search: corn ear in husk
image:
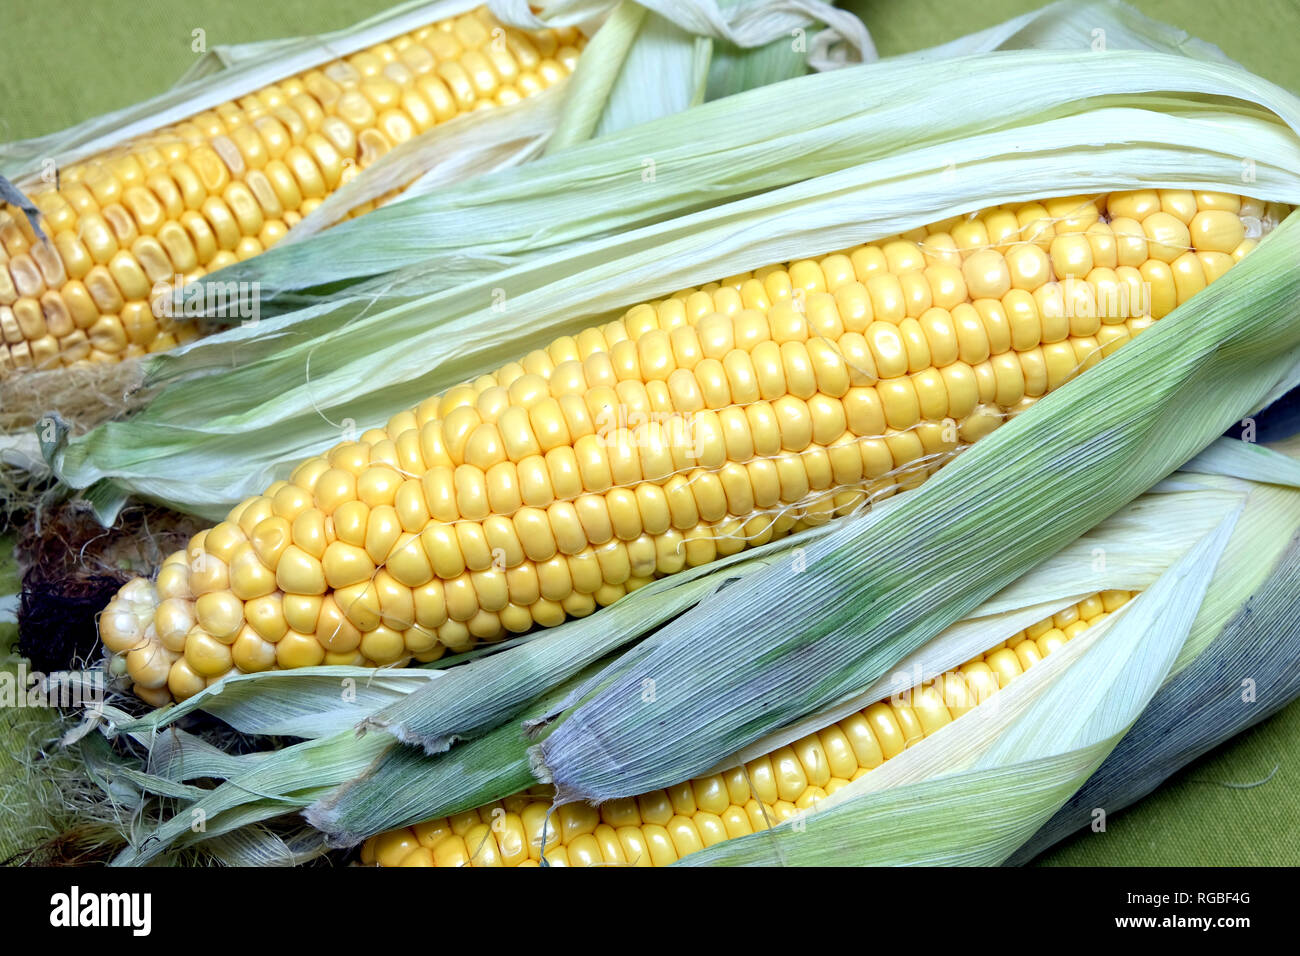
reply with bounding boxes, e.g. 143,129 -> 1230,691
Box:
82,449 -> 1293,863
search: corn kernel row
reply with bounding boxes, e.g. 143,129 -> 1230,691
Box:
97,190 -> 1286,705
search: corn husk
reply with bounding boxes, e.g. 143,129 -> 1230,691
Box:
677,449 -> 1300,864
98,659 -> 612,864
679,521 -> 1233,864
1016,556 -> 1300,864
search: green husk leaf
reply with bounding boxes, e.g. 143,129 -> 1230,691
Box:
1173,480 -> 1300,674
1183,435 -> 1300,488
287,86 -> 569,241
710,483 -> 1250,771
203,826 -> 329,867
704,29 -> 806,100
304,714 -> 543,846
543,1 -> 651,151
95,705 -> 271,783
1146,442 -> 1300,673
109,728 -> 392,865
109,666 -> 443,741
678,509 -> 1236,865
109,655 -> 606,864
593,11 -> 712,138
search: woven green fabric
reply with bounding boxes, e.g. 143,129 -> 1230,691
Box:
1038,703 -> 1300,866
0,0 -> 397,142
1,0 -> 1297,865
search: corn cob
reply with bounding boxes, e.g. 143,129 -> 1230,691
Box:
360,589 -> 1136,866
0,7 -> 584,373
97,190 -> 1287,707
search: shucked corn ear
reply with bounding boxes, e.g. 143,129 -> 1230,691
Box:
361,590 -> 1137,866
0,6 -> 584,373
97,189 -> 1287,706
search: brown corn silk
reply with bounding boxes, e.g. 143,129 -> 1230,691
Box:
0,6 -> 584,377
361,590 -> 1137,866
95,189 -> 1287,708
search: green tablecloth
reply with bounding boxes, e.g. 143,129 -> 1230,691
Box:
1,0 -> 1297,866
